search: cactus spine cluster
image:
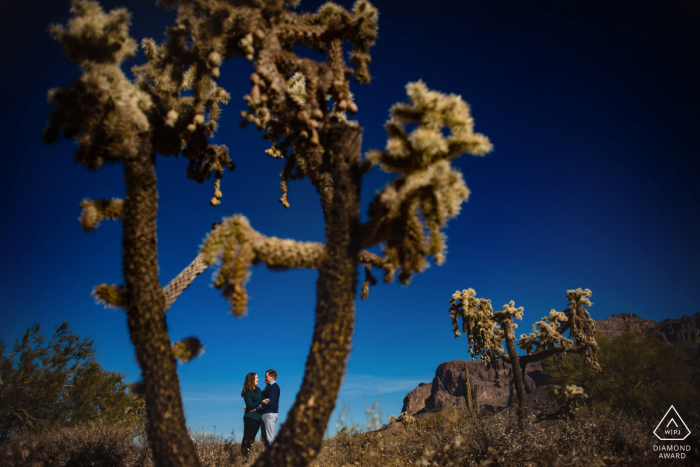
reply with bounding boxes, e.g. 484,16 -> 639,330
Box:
45,1 -> 492,465
449,288 -> 601,423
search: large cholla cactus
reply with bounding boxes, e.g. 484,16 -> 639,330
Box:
45,1 -> 492,466
449,288 -> 601,423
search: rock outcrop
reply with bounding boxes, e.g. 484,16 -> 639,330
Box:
401,312 -> 700,417
401,360 -> 549,416
596,312 -> 700,353
594,313 -> 658,341
401,382 -> 432,416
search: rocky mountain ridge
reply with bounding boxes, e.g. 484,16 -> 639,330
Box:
595,312 -> 700,351
401,312 -> 700,416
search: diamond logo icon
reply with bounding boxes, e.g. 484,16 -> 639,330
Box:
654,406 -> 691,441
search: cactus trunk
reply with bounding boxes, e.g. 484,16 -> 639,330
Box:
502,321 -> 527,424
254,123 -> 362,467
122,148 -> 200,467
464,361 -> 474,417
463,362 -> 480,417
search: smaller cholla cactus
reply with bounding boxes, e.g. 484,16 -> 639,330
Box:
389,411 -> 416,431
449,288 -> 601,424
537,385 -> 588,421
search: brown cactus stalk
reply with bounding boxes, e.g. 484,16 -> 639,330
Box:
257,124 -> 361,466
502,320 -> 527,424
464,361 -> 474,417
123,149 -> 201,466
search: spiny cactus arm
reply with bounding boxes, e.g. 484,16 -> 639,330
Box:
78,198 -> 124,231
92,252 -> 209,313
519,342 -> 597,368
45,0 -> 234,206
160,244 -> 388,311
158,239 -> 390,316
92,284 -> 127,309
518,309 -> 572,354
172,337 -> 204,363
131,15 -> 234,204
564,288 -> 597,345
93,254 -> 210,316
198,214 -> 325,316
43,2 -> 152,168
248,0 -> 377,213
517,289 -> 600,372
360,82 -> 492,284
357,250 -> 395,299
448,289 -> 510,369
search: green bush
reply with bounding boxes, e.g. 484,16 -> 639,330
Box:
0,322 -> 145,440
543,330 -> 699,416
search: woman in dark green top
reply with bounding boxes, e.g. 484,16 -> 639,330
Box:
241,372 -> 262,457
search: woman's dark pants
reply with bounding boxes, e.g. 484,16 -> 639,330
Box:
242,416 -> 261,457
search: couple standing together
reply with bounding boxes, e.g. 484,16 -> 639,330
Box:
241,369 -> 280,457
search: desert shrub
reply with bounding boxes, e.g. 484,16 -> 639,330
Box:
0,421 -> 149,467
544,330 -> 700,416
187,428 -> 239,467
0,322 -> 145,441
0,424 -> 258,467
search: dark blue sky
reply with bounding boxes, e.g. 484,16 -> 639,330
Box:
1,0 -> 699,438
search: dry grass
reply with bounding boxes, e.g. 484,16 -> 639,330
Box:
0,421 -> 149,467
1,409 -> 698,466
312,408 -> 700,467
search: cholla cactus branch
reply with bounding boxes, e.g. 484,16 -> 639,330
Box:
449,289 -> 506,371
158,233 -> 398,315
155,0 -> 377,216
518,288 -> 601,371
131,12 -> 235,202
79,198 -> 123,231
172,337 -> 205,363
162,254 -> 209,311
360,264 -> 377,300
44,2 -> 152,168
361,81 -> 492,284
92,283 -> 127,309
